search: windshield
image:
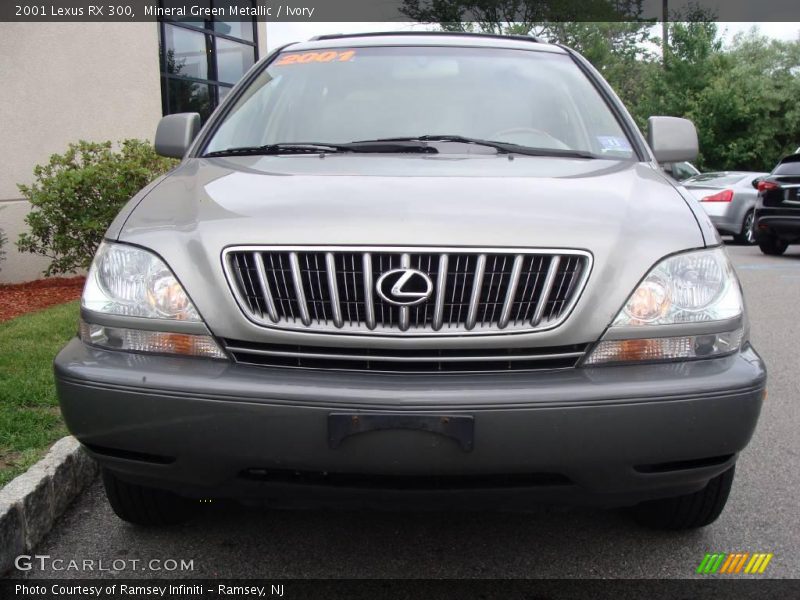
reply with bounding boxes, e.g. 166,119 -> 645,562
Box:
204,46 -> 635,159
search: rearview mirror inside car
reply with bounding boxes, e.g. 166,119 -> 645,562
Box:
155,113 -> 201,159
647,116 -> 699,163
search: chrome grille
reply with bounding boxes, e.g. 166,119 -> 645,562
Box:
223,247 -> 591,336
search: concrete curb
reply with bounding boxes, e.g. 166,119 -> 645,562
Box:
0,436 -> 98,574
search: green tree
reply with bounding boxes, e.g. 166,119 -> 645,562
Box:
691,32 -> 800,170
397,1 -> 800,172
534,21 -> 656,114
400,0 -> 648,33
639,21 -> 800,171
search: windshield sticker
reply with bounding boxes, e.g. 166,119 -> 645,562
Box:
274,50 -> 356,66
596,135 -> 632,152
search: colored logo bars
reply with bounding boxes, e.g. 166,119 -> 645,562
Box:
697,552 -> 774,575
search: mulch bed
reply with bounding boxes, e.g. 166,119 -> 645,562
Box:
0,276 -> 85,322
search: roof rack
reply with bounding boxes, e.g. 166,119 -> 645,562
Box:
308,31 -> 542,44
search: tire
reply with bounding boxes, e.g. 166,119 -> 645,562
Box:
758,236 -> 789,256
733,210 -> 757,245
632,465 -> 735,530
102,469 -> 196,526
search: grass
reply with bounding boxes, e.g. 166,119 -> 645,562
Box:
0,301 -> 79,486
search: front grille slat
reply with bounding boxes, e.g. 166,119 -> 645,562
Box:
270,253 -> 296,322
224,339 -> 589,373
531,256 -> 561,327
432,254 -> 448,331
289,252 -> 311,326
325,252 -> 343,328
252,253 -> 278,323
225,345 -> 586,363
499,254 -> 524,329
224,247 -> 590,336
399,253 -> 411,332
465,254 -> 487,330
362,253 -> 376,330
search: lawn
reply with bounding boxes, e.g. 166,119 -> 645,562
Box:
0,301 -> 79,486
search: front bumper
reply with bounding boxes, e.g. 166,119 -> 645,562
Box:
55,339 -> 766,508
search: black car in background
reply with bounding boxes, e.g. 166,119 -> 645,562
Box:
754,155 -> 800,255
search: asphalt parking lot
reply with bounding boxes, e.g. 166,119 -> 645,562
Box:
12,244 -> 800,580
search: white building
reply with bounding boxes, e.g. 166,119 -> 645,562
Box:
0,13 -> 267,283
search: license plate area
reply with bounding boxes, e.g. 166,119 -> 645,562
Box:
328,413 -> 474,452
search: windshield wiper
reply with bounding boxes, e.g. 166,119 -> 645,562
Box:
356,135 -> 598,159
203,143 -> 349,158
203,141 -> 438,158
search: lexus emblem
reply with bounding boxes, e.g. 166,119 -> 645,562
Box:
376,268 -> 433,306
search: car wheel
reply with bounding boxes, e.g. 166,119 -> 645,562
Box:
734,210 -> 756,245
632,465 -> 735,530
102,469 -> 196,526
758,236 -> 789,256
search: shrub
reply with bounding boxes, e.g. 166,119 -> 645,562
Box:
16,140 -> 176,276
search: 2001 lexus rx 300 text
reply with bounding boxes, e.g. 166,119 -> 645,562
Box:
55,33 -> 766,529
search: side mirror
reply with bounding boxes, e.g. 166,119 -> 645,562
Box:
155,113 -> 201,159
752,177 -> 763,190
647,116 -> 698,163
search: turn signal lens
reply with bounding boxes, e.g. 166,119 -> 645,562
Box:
79,320 -> 227,359
583,330 -> 743,366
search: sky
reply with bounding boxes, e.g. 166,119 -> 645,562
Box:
265,21 -> 800,51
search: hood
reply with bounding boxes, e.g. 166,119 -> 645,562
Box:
114,154 -> 705,348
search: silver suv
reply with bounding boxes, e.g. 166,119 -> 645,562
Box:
55,33 -> 765,529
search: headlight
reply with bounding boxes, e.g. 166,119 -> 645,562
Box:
81,242 -> 226,359
584,248 -> 744,366
83,242 -> 200,321
612,247 -> 742,326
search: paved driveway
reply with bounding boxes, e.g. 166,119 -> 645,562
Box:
13,244 -> 800,579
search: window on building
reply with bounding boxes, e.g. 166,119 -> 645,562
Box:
158,0 -> 258,122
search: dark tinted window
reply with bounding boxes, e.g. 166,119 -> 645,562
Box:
166,80 -> 213,122
214,19 -> 254,42
216,38 -> 254,84
773,157 -> 800,176
158,0 -> 258,123
163,25 -> 209,80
